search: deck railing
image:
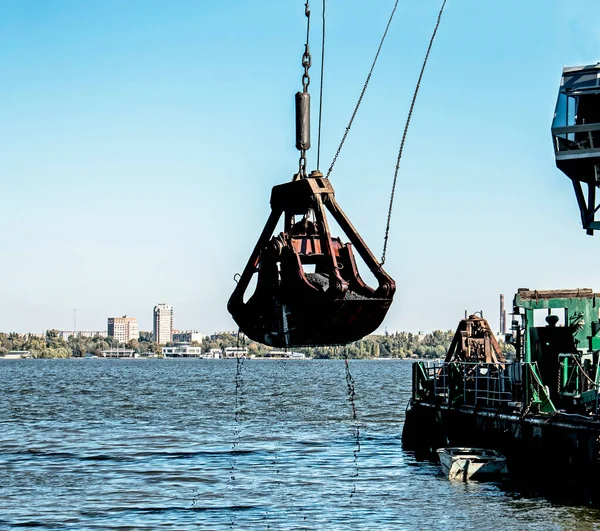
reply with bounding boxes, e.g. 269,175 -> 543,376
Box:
412,361 -> 556,414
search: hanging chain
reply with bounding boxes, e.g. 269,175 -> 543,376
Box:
299,1 -> 312,177
302,1 -> 311,93
381,0 -> 447,265
326,0 -> 399,180
298,154 -> 307,177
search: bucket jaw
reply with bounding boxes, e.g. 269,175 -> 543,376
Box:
228,175 -> 396,348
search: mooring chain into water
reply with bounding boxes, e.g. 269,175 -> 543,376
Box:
344,350 -> 361,498
228,332 -> 246,528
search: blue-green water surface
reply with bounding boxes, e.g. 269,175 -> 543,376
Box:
1,359 -> 599,530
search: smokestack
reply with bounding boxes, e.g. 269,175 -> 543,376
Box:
500,294 -> 506,335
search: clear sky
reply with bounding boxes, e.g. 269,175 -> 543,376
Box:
2,0 -> 600,335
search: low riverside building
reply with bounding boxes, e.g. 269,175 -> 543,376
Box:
1,351 -> 32,359
162,345 -> 203,358
59,330 -> 108,341
207,348 -> 222,359
100,348 -> 136,358
223,347 -> 248,358
266,351 -> 307,359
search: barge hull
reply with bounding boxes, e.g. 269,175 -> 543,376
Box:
403,401 -> 600,501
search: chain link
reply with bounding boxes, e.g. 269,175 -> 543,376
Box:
298,154 -> 307,177
302,1 -> 312,93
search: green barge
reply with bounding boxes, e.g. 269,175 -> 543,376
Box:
402,288 -> 600,502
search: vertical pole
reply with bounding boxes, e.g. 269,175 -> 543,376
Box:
500,294 -> 505,335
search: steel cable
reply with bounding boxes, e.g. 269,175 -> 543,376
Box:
325,0 -> 400,179
381,0 -> 447,264
317,0 -> 326,170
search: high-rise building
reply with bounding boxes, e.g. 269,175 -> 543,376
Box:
107,316 -> 139,343
153,303 -> 173,345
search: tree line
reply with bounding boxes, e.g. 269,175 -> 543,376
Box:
204,330 -> 457,359
1,329 -> 512,359
0,330 -> 161,358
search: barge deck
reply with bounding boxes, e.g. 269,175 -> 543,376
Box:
402,288 -> 600,503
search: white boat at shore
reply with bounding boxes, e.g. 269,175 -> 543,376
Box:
437,447 -> 508,482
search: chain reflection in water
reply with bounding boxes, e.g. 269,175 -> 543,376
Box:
344,349 -> 361,499
229,351 -> 246,528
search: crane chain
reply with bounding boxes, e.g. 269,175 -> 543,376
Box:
298,1 -> 312,177
302,1 -> 312,93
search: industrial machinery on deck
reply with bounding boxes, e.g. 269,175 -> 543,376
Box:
403,288 -> 600,500
444,314 -> 505,365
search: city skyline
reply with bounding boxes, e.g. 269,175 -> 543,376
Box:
5,302 -> 210,341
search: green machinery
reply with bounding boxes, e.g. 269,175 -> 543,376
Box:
410,288 -> 600,417
510,288 -> 600,412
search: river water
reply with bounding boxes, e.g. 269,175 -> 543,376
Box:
1,359 -> 599,530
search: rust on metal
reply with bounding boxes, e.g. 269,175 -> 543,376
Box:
445,314 -> 505,364
516,288 -> 596,301
228,175 -> 396,348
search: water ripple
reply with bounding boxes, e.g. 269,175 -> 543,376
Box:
0,359 -> 595,529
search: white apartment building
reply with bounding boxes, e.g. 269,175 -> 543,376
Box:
107,316 -> 139,343
153,303 -> 173,345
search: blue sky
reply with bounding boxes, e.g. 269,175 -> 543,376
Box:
2,0 -> 600,335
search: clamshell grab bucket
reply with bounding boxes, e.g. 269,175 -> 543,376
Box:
228,175 -> 396,348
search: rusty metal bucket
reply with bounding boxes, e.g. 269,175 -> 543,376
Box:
228,175 -> 395,348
